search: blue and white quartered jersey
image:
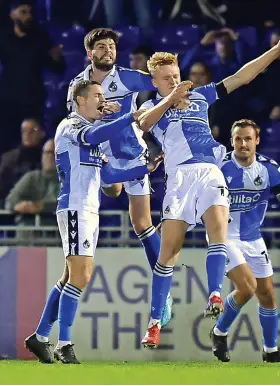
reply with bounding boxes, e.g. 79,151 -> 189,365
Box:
55,111 -> 148,213
55,112 -> 104,214
141,82 -> 226,171
222,151 -> 280,241
67,64 -> 155,169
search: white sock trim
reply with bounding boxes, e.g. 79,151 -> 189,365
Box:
214,326 -> 228,336
57,340 -> 71,348
264,345 -> 278,353
36,333 -> 49,343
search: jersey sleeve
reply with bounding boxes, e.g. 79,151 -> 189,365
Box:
193,82 -> 218,106
266,160 -> 280,194
118,68 -> 156,92
61,119 -> 87,144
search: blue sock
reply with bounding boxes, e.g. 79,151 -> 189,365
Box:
206,243 -> 227,295
151,261 -> 173,320
258,306 -> 278,351
58,283 -> 82,342
36,281 -> 63,338
137,226 -> 160,270
216,292 -> 242,333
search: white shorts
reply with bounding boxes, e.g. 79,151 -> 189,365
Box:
57,210 -> 99,258
162,163 -> 229,231
226,238 -> 273,278
123,174 -> 151,196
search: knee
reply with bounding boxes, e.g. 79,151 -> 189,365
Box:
207,221 -> 227,244
238,277 -> 257,303
130,214 -> 152,234
69,270 -> 92,290
102,183 -> 122,198
258,288 -> 276,309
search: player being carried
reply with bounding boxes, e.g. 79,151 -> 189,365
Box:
67,28 -> 173,327
136,36 -> 280,348
211,119 -> 280,363
24,79 -> 189,364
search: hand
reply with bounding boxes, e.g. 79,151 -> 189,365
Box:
147,152 -> 164,173
14,200 -> 43,214
220,28 -> 239,41
133,108 -> 147,121
102,101 -> 121,115
50,44 -> 63,61
201,30 -> 218,46
166,81 -> 193,106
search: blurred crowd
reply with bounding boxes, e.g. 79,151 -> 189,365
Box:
0,0 -> 279,219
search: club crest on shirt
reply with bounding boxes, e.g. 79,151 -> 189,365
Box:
108,81 -> 117,92
254,175 -> 263,186
68,118 -> 83,130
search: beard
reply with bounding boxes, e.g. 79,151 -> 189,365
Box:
93,56 -> 115,72
15,19 -> 32,32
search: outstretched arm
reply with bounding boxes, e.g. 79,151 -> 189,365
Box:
222,40 -> 280,93
79,113 -> 135,146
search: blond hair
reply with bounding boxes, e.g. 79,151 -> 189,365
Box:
147,52 -> 178,76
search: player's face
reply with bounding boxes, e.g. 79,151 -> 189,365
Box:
84,84 -> 106,120
152,65 -> 181,97
88,38 -> 116,72
231,126 -> 260,161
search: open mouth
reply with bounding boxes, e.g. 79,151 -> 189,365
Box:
97,104 -> 105,112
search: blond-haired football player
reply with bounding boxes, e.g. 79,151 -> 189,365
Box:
136,39 -> 280,347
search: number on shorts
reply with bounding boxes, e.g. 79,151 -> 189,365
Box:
261,251 -> 269,264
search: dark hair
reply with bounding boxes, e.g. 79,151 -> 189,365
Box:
84,28 -> 119,51
190,61 -> 212,77
231,119 -> 261,138
72,80 -> 101,105
10,1 -> 33,9
22,117 -> 42,129
131,44 -> 155,58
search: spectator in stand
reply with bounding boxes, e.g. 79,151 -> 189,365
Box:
102,0 -> 153,40
0,1 -> 65,154
180,28 -> 247,82
5,139 -> 59,225
0,118 -> 45,208
188,61 -> 212,88
129,45 -> 156,107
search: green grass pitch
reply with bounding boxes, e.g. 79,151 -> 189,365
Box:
1,361 -> 280,384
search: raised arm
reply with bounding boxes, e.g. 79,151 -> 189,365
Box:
137,81 -> 193,132
222,40 -> 280,94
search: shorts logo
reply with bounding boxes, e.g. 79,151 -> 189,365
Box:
226,176 -> 232,184
70,243 -> 77,255
164,205 -> 170,214
108,81 -> 117,92
83,239 -> 90,249
254,175 -> 263,186
225,257 -> 230,265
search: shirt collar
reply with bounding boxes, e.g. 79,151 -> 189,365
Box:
232,151 -> 256,169
84,64 -> 117,80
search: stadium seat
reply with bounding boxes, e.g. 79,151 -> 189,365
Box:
152,25 -> 201,51
45,24 -> 86,52
113,26 -> 140,51
236,27 -> 258,51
